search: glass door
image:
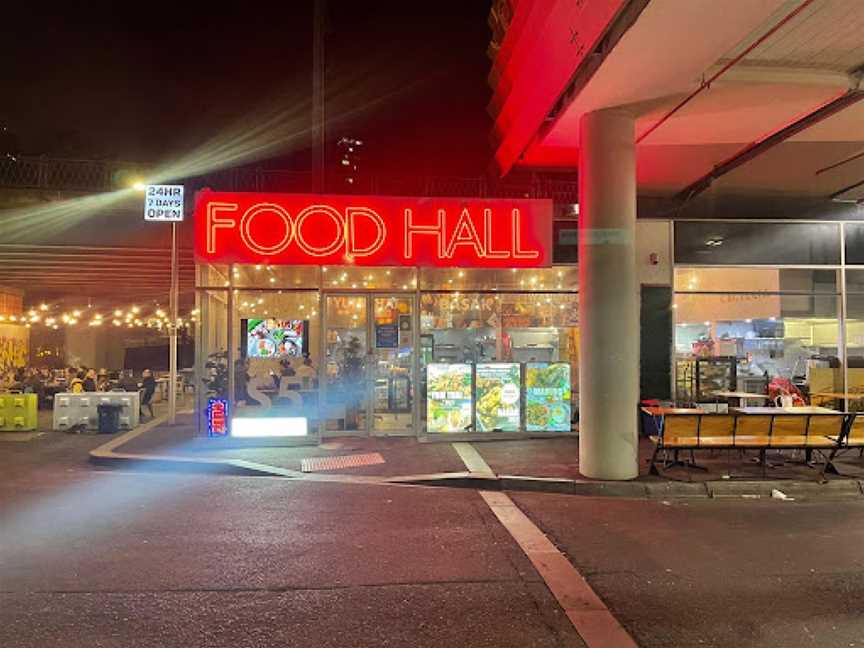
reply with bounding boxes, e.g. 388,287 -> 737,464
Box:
323,295 -> 369,433
323,293 -> 416,435
371,295 -> 415,434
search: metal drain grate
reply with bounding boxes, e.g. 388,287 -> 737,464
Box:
301,452 -> 386,472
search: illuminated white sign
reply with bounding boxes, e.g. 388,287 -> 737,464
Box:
231,416 -> 308,437
144,184 -> 184,222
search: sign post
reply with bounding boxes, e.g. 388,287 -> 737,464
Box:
144,184 -> 185,424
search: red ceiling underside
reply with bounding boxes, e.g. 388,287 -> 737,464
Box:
489,0 -> 628,177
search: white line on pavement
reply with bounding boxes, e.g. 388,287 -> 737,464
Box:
480,490 -> 638,648
452,442 -> 494,475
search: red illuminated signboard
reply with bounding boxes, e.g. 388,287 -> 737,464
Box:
194,191 -> 553,268
207,398 -> 229,437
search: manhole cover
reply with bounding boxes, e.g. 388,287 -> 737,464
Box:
301,452 -> 386,472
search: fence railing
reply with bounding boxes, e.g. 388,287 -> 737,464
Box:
0,155 -> 579,203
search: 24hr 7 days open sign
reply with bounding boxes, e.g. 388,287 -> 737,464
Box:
194,191 -> 553,268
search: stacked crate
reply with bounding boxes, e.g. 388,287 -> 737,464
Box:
53,392 -> 140,431
0,394 -> 38,431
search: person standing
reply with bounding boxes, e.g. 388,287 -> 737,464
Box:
140,369 -> 156,419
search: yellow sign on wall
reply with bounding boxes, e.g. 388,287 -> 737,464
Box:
0,324 -> 29,373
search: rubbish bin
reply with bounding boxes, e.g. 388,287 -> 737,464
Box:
97,403 -> 123,434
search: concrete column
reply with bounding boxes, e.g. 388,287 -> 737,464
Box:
578,109 -> 639,480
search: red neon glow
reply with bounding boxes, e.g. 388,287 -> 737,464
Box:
194,191 -> 553,268
490,0 -> 627,176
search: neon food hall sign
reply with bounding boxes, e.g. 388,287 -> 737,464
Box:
194,191 -> 553,268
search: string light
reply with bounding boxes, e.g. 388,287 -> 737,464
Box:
9,300 -> 197,331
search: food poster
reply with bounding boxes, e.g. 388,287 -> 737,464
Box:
475,363 -> 521,432
426,363 -> 473,433
525,363 -> 572,431
420,294 -> 498,329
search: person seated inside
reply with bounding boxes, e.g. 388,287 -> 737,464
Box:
69,372 -> 85,393
0,370 -> 17,391
83,369 -> 98,392
295,355 -> 317,388
96,368 -> 111,391
279,357 -> 296,378
23,369 -> 46,408
118,371 -> 140,392
140,369 -> 156,419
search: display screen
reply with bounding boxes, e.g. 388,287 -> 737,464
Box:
525,363 -> 571,432
426,363 -> 473,433
475,363 -> 521,432
244,319 -> 308,358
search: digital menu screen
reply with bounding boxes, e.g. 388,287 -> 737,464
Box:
525,363 -> 571,432
244,319 -> 307,358
475,363 -> 521,432
426,364 -> 473,433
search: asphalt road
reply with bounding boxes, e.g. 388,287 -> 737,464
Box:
3,432 -> 864,647
0,439 -> 583,648
513,492 -> 864,648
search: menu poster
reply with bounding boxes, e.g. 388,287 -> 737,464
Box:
375,323 -> 398,349
426,363 -> 473,433
525,363 -> 572,432
475,363 -> 521,432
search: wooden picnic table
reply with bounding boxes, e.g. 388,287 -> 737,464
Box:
732,406 -> 840,415
641,407 -> 705,416
711,390 -> 768,400
811,392 -> 864,405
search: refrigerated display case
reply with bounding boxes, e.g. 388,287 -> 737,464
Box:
695,356 -> 737,401
375,374 -> 411,413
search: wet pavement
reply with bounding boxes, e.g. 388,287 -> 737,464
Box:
0,469 -> 583,648
511,492 -> 864,647
4,418 -> 864,646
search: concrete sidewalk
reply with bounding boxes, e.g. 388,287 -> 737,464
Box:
88,414 -> 864,500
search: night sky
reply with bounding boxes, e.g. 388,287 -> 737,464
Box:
1,1 -> 493,177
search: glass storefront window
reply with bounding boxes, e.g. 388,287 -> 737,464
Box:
419,291 -> 578,433
847,269 -> 864,294
675,268 -> 838,293
846,272 -> 864,408
231,289 -> 321,431
324,295 -> 368,432
553,221 -> 579,263
420,267 -> 577,291
675,222 -> 841,265
232,264 -> 320,289
846,224 -> 864,265
197,264 -> 230,288
196,288 -> 229,433
674,293 -> 840,403
321,266 -> 417,290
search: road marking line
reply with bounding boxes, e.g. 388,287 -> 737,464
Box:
91,407 -> 194,456
452,442 -> 494,475
480,490 -> 638,648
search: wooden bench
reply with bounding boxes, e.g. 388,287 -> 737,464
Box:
647,412 -> 850,478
